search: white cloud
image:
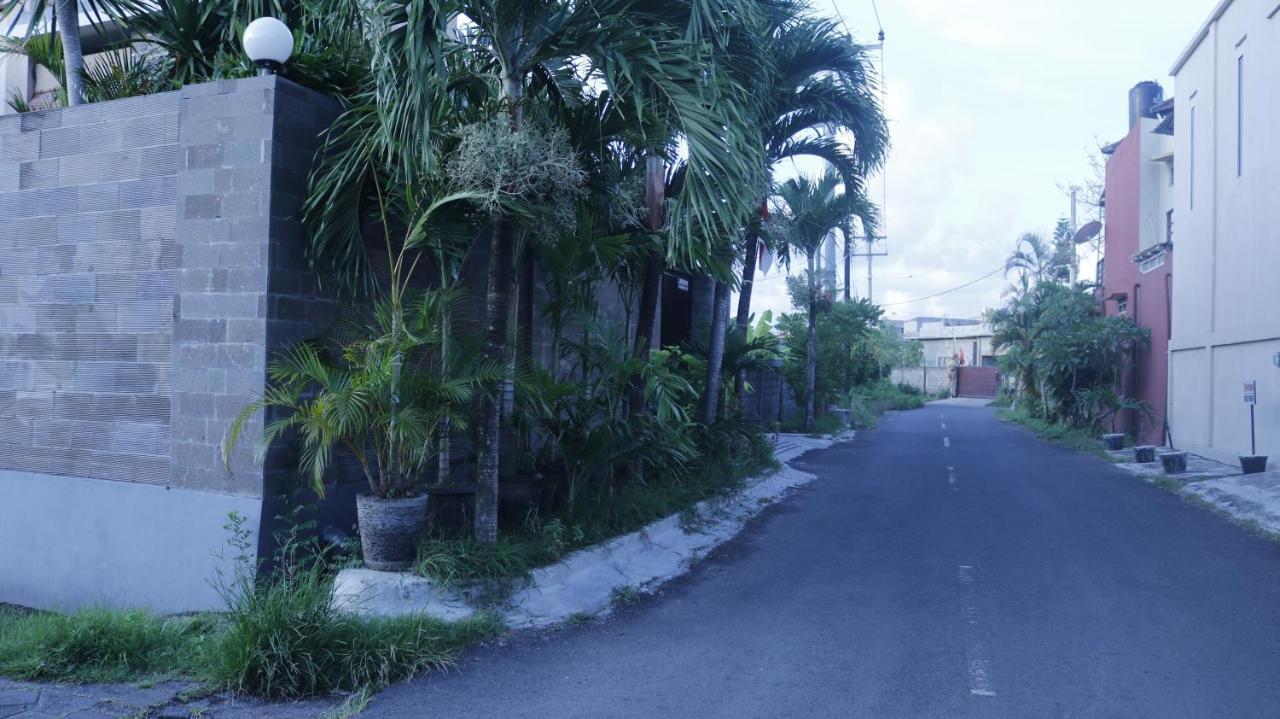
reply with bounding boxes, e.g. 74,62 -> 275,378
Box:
738,0 -> 1208,326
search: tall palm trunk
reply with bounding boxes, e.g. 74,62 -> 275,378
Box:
475,73 -> 523,544
732,226 -> 759,406
699,280 -> 729,424
629,153 -> 665,420
55,0 -> 84,106
804,254 -> 817,431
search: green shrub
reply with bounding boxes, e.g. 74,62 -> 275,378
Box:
206,565 -> 498,698
0,606 -> 211,683
415,532 -> 563,588
997,407 -> 1116,460
846,397 -> 879,429
414,417 -> 777,586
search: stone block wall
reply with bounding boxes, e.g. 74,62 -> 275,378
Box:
0,77 -> 341,612
1,92 -> 182,485
890,366 -> 952,396
0,76 -> 338,498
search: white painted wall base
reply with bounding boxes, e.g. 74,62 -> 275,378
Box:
0,470 -> 261,614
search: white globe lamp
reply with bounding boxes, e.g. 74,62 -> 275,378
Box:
243,17 -> 294,76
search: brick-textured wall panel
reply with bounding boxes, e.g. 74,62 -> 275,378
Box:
0,89 -> 179,487
169,76 -> 340,497
1,77 -> 339,497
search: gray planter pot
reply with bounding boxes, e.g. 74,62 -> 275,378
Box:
357,493 -> 430,571
1240,455 -> 1269,475
1134,446 -> 1156,464
1102,433 -> 1126,452
1161,451 -> 1188,475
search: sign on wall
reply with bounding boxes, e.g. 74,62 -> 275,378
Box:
1244,381 -> 1257,405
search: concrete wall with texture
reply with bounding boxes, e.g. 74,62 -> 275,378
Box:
0,76 -> 340,612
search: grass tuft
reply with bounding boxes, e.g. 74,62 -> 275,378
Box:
206,566 -> 499,699
0,606 -> 211,684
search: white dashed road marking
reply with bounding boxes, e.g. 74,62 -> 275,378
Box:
947,466 -> 957,490
958,565 -> 997,697
943,437 -> 951,448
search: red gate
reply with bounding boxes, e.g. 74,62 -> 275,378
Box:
955,366 -> 999,398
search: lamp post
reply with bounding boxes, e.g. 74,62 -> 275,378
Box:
242,17 -> 294,76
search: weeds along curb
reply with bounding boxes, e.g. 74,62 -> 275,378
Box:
332,433 -> 847,628
1141,475 -> 1280,544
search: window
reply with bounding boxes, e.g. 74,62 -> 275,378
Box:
1140,252 -> 1167,274
1189,106 -> 1196,209
937,356 -> 949,368
1117,298 -> 1128,316
1166,209 -> 1174,243
1237,55 -> 1244,176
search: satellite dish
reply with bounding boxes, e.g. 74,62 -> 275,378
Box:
1073,220 -> 1102,245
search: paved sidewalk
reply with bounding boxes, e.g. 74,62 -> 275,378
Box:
1110,450 -> 1280,535
0,677 -> 193,718
0,677 -> 336,718
1185,471 -> 1280,534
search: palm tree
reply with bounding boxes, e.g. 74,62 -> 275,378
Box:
304,0 -> 768,542
1,0 -> 92,106
1004,231 -> 1070,296
731,16 -> 889,403
621,0 -> 771,428
775,168 -> 871,430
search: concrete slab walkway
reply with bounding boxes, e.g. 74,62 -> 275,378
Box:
1110,449 -> 1280,535
0,677 -> 336,718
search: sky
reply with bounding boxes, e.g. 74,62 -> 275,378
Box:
744,0 -> 1212,324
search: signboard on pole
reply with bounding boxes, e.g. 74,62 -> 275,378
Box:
1244,381 -> 1257,405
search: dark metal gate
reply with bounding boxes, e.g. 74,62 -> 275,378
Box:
955,366 -> 999,398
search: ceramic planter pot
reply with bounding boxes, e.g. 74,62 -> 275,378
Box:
1240,455 -> 1269,475
357,493 -> 429,571
1161,451 -> 1188,475
1102,433 -> 1126,452
1134,446 -> 1156,463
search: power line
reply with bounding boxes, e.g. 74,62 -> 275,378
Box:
878,265 -> 1006,307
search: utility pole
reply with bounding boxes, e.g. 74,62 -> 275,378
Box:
1068,186 -> 1078,287
849,233 -> 886,304
867,253 -> 874,303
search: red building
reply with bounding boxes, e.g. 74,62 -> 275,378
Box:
1099,82 -> 1175,446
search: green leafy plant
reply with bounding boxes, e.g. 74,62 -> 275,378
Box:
521,319 -> 699,514
989,280 -> 1148,426
225,193 -> 499,498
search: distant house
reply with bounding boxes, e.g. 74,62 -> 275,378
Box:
1098,81 -> 1175,446
1166,0 -> 1279,465
903,317 -> 997,369
0,11 -> 125,114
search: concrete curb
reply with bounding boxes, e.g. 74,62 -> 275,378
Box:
332,433 -> 845,627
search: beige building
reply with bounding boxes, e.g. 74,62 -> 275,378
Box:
1166,0 -> 1280,464
903,317 -> 998,369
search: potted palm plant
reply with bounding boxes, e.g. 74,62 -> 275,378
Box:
1076,387 -> 1151,454
226,194 -> 499,570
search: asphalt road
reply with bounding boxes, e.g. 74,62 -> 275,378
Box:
363,402 -> 1280,718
